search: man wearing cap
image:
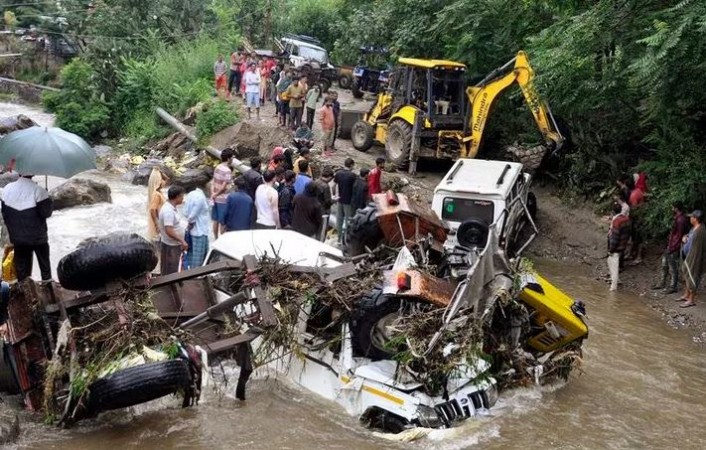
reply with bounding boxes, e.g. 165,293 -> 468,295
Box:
1,174 -> 53,280
680,210 -> 706,307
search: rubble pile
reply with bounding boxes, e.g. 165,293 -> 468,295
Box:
41,286 -> 191,425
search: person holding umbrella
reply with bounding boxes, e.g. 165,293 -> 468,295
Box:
1,174 -> 53,281
0,126 -> 97,281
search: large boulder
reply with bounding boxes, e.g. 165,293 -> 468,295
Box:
50,178 -> 112,210
0,172 -> 19,188
0,409 -> 19,445
173,167 -> 214,191
0,114 -> 37,136
103,157 -> 131,175
93,145 -> 113,159
209,122 -> 262,160
126,159 -> 176,186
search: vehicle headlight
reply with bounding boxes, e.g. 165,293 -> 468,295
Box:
485,383 -> 499,407
416,404 -> 443,428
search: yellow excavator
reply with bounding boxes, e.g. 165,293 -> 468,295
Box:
350,51 -> 564,172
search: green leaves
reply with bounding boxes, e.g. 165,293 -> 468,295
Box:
196,100 -> 239,141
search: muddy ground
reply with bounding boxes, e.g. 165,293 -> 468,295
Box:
222,88 -> 706,338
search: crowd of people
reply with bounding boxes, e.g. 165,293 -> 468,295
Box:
606,173 -> 706,307
146,147 -> 385,276
216,51 -> 341,156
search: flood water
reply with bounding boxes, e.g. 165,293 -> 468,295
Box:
3,103 -> 706,449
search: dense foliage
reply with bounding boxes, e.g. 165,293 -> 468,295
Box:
5,0 -> 704,236
196,99 -> 239,141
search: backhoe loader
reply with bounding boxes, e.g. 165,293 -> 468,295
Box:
350,51 -> 564,172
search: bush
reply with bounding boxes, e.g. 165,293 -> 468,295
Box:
196,100 -> 238,141
43,59 -> 110,139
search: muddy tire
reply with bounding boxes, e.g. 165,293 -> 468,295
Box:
85,360 -> 191,415
338,74 -> 352,90
351,121 -> 375,152
57,233 -> 158,291
344,204 -> 383,256
527,192 -> 537,222
0,343 -> 19,395
351,80 -> 364,99
385,121 -> 413,171
352,289 -> 431,361
318,78 -> 331,94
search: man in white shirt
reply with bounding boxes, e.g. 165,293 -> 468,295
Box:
244,62 -> 262,120
183,186 -> 210,269
158,185 -> 188,275
254,170 -> 280,229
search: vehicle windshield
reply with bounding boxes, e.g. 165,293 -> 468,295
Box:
430,69 -> 465,116
299,45 -> 328,63
441,197 -> 495,225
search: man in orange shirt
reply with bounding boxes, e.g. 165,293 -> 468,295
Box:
318,98 -> 335,156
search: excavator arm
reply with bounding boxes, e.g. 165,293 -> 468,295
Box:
463,51 -> 564,159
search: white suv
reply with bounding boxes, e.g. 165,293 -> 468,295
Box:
432,159 -> 538,255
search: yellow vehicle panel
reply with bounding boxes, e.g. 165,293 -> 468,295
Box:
519,273 -> 588,352
374,123 -> 388,143
398,58 -> 466,70
389,106 -> 432,128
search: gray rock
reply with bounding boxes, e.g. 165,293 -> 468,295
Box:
173,167 -> 214,191
131,159 -> 176,186
0,409 -> 19,444
0,172 -> 19,188
93,145 -> 113,158
104,158 -> 130,174
0,114 -> 37,136
50,178 -> 112,210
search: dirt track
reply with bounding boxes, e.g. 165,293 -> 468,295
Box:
229,89 -> 706,338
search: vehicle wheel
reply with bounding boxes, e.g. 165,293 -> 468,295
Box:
527,191 -> 538,222
0,342 -> 19,394
385,120 -> 413,171
352,289 -> 431,361
338,73 -> 352,90
318,78 -> 331,93
457,219 -> 490,249
85,360 -> 191,415
351,121 -> 375,152
344,203 -> 383,256
351,80 -> 364,99
57,233 -> 158,291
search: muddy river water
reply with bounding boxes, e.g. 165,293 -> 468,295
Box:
2,103 -> 706,449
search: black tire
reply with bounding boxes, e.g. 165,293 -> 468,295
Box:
58,233 -> 158,291
352,289 -> 431,361
338,74 -> 352,90
527,191 -> 538,222
351,121 -> 374,152
457,219 -> 490,249
344,204 -> 383,256
351,80 -> 364,99
0,342 -> 20,394
318,78 -> 331,94
385,120 -> 413,171
85,360 -> 191,415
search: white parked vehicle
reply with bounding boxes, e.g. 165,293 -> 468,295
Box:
432,158 -> 538,255
204,230 -> 498,432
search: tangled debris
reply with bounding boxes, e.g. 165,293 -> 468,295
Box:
41,286 -> 191,425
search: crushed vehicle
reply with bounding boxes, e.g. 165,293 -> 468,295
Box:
351,51 -> 564,173
346,158 -> 537,258
278,34 -> 337,92
0,208 -> 586,434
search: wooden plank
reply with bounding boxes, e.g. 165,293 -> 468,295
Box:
45,260 -> 243,314
323,263 -> 358,282
204,331 -> 260,355
242,255 -> 277,327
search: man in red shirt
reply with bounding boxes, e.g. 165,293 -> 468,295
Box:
368,157 -> 385,198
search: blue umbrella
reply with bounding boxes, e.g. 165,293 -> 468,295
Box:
0,126 -> 96,178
